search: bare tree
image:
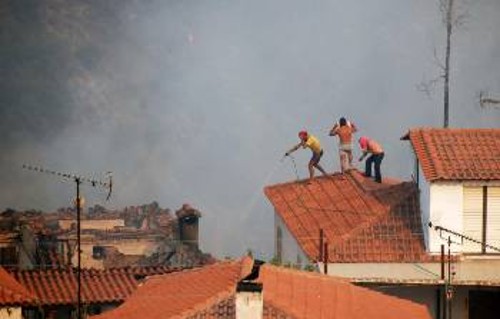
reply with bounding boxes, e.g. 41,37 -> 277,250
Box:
417,0 -> 469,128
442,0 -> 453,128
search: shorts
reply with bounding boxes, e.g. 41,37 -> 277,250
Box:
310,149 -> 324,164
339,144 -> 352,152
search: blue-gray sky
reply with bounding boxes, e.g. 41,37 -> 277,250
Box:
1,0 -> 499,259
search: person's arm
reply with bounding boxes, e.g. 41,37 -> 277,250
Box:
285,142 -> 302,156
329,123 -> 339,136
358,150 -> 368,161
351,122 -> 358,133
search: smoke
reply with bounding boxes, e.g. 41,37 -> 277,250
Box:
1,0 -> 499,258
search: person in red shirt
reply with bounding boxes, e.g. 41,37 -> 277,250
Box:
358,136 -> 384,183
329,117 -> 357,173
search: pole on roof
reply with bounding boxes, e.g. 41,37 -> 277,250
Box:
318,229 -> 324,261
323,242 -> 328,275
76,178 -> 82,319
443,236 -> 455,319
440,245 -> 445,280
21,165 -> 112,319
440,244 -> 445,319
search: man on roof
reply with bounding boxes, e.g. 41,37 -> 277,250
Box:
329,117 -> 357,173
358,136 -> 384,183
285,130 -> 329,183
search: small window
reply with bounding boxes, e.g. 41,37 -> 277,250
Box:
0,246 -> 18,267
92,246 -> 105,259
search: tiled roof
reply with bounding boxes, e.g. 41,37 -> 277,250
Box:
258,264 -> 431,319
402,128 -> 500,181
9,268 -> 138,305
264,171 -> 437,263
91,259 -> 431,319
0,266 -> 36,306
107,265 -> 185,280
91,257 -> 254,319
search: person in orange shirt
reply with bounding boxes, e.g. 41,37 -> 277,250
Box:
285,131 -> 328,183
329,117 -> 357,173
358,136 -> 384,183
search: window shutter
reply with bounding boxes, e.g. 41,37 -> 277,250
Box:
463,187 -> 483,253
486,187 -> 500,253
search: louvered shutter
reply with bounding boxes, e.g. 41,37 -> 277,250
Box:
486,187 -> 500,253
463,187 -> 483,253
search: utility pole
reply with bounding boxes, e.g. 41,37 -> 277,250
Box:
22,165 -> 112,319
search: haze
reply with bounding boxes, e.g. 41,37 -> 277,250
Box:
1,0 -> 499,259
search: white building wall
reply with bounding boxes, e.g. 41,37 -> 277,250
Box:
429,183 -> 464,253
419,169 -> 431,250
274,212 -> 309,267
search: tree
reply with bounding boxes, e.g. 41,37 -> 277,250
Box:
417,0 -> 468,128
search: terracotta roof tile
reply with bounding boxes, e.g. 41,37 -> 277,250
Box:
259,264 -> 431,319
90,258 -> 431,319
265,171 -> 438,263
9,268 -> 138,305
403,128 -> 500,181
0,266 -> 36,306
91,257 -> 254,319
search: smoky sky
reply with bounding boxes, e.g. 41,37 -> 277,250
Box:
1,0 -> 499,259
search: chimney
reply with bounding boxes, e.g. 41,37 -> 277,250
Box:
236,281 -> 263,319
175,204 -> 202,249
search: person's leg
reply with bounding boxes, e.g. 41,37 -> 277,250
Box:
339,150 -> 347,173
311,150 -> 328,180
374,153 -> 384,183
365,154 -> 374,177
347,150 -> 353,168
314,162 -> 328,176
308,161 -> 315,181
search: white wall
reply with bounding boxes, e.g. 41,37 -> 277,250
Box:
419,169 -> 431,250
236,291 -> 263,319
274,212 -> 309,266
326,259 -> 500,281
428,183 -> 464,253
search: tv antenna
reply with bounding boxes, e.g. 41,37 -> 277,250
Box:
22,164 -> 112,319
479,91 -> 500,110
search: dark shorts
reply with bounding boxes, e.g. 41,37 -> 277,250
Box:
310,149 -> 323,164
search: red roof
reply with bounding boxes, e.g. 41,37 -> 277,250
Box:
91,259 -> 431,319
258,264 -> 430,319
0,266 -> 36,306
264,171 -> 437,263
9,268 -> 138,305
403,128 -> 500,181
92,257 -> 254,319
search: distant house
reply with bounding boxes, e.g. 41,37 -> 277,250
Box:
90,257 -> 431,319
0,203 -> 209,270
0,266 -> 35,319
264,127 -> 500,319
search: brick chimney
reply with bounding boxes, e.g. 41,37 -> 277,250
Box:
175,204 -> 201,249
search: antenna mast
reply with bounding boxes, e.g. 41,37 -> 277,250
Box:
22,164 -> 112,319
